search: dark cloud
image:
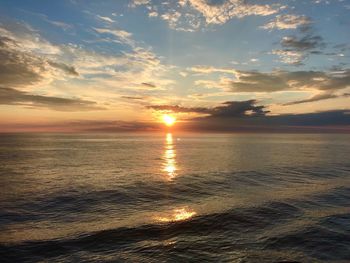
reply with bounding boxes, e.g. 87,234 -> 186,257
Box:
147,100 -> 269,117
141,82 -> 156,88
0,35 -> 78,88
0,37 -> 46,86
281,34 -> 325,52
264,110 -> 350,127
209,100 -> 269,117
121,96 -> 144,100
178,110 -> 350,133
227,69 -> 350,92
0,86 -> 104,111
274,24 -> 326,65
333,43 -> 350,53
147,100 -> 350,132
284,92 -> 350,105
48,61 -> 79,76
147,104 -> 210,114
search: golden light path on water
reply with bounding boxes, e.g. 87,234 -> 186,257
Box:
155,208 -> 197,223
163,133 -> 177,180
156,133 -> 197,223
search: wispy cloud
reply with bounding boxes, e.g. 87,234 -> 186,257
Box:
0,87 -> 104,111
0,33 -> 78,88
271,50 -> 305,65
93,27 -> 134,47
191,67 -> 350,93
0,0 -> 349,130
96,15 -> 116,23
261,14 -> 311,30
189,65 -> 237,74
281,35 -> 325,52
130,0 -> 151,7
0,22 -> 61,55
20,10 -> 73,30
186,0 -> 279,24
130,0 -> 282,31
283,91 -> 350,105
0,20 -> 176,113
48,61 -> 79,76
229,69 -> 350,92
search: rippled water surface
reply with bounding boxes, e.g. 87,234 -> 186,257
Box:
1,133 -> 350,262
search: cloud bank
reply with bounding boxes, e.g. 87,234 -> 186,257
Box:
0,87 -> 104,111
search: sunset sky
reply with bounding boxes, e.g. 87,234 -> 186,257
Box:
1,0 -> 349,132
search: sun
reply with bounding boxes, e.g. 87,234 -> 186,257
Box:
162,114 -> 176,127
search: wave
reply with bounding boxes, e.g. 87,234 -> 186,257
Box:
2,165 -> 349,227
2,187 -> 350,262
0,200 -> 316,262
263,213 -> 350,261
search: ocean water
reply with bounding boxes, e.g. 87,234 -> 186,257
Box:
0,133 -> 350,262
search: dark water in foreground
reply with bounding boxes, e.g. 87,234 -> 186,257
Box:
0,133 -> 350,262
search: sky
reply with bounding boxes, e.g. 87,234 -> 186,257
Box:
0,0 -> 349,132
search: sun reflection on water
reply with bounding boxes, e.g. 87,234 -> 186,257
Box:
155,207 -> 196,223
163,133 -> 177,180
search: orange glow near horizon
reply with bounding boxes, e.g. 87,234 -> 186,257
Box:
162,114 -> 176,127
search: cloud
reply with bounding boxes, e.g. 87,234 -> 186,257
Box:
271,50 -> 305,65
281,35 -> 325,51
0,22 -> 61,55
0,25 -> 78,88
141,82 -> 157,88
79,47 -> 175,92
0,37 -> 46,87
22,10 -> 73,30
147,104 -> 210,114
147,99 -> 269,117
47,61 -> 79,76
186,0 -> 279,24
273,27 -> 325,65
93,27 -> 134,47
121,96 -> 145,100
227,69 -> 350,92
264,110 -> 350,127
96,15 -> 116,23
161,11 -> 182,29
261,14 -> 311,30
130,0 -> 281,31
48,20 -> 72,30
190,65 -> 236,74
187,65 -> 350,93
180,110 -> 350,133
130,0 -> 150,7
5,109 -> 349,133
208,100 -> 269,117
0,87 -> 104,111
0,20 -> 175,96
147,99 -> 350,132
148,11 -> 159,17
283,92 -> 350,105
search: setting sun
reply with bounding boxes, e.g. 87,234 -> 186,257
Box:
162,114 -> 176,127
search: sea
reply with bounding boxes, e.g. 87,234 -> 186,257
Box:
0,133 -> 350,262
